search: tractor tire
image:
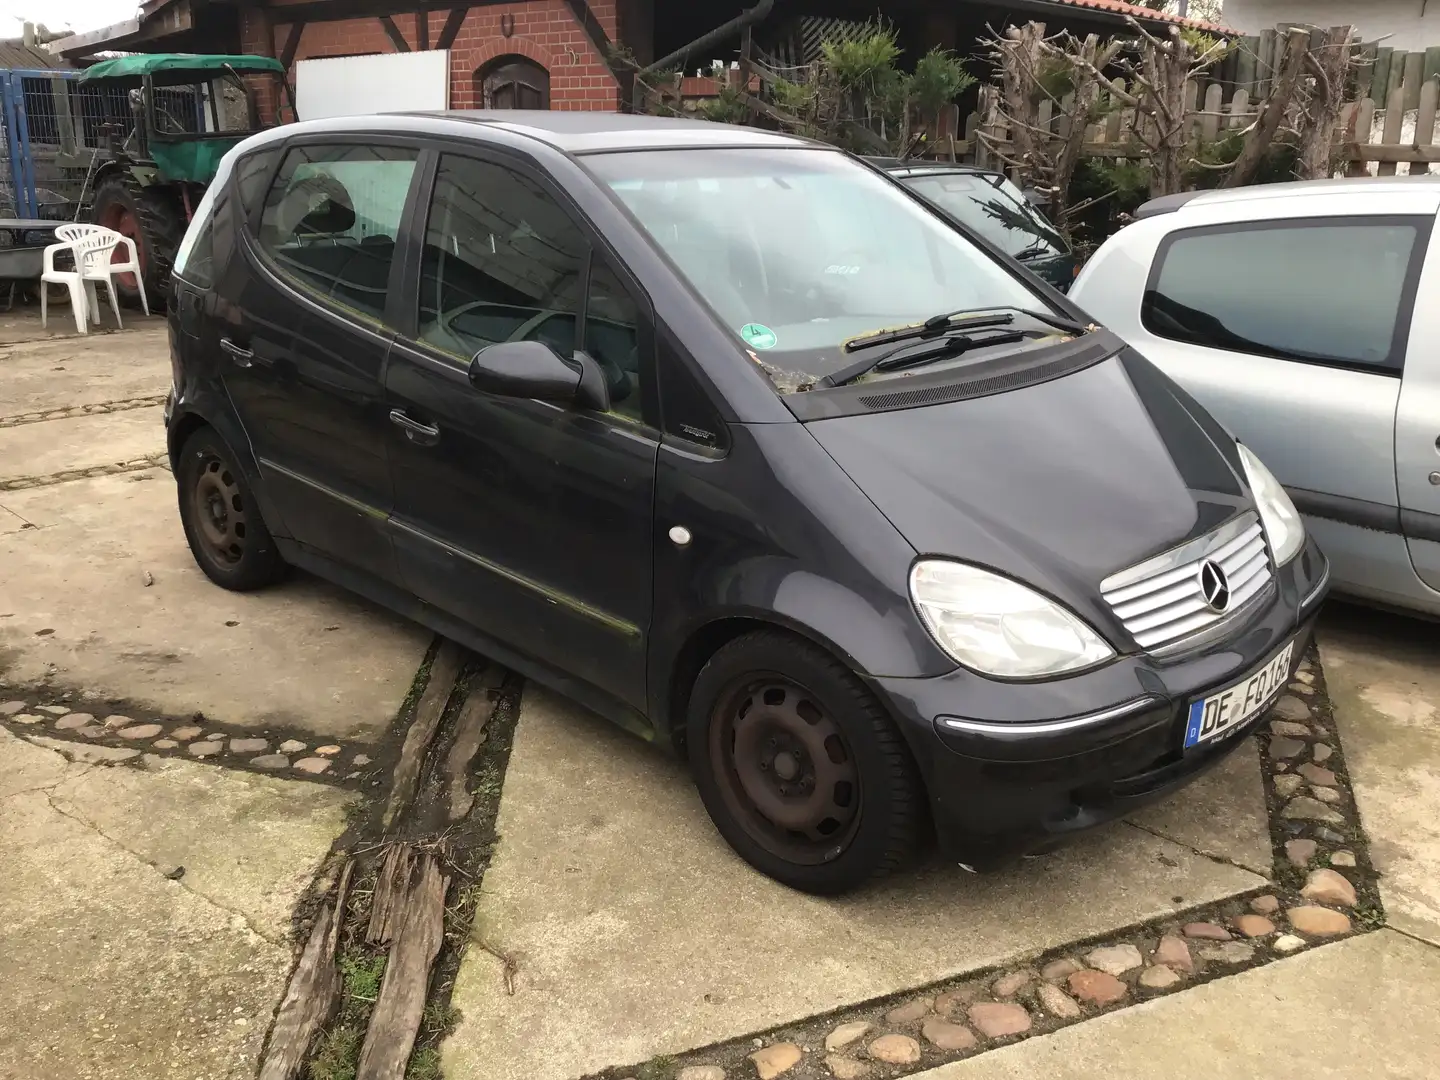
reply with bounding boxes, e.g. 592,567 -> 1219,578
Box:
91,172 -> 187,311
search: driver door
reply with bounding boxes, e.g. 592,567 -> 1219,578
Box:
384,150 -> 659,712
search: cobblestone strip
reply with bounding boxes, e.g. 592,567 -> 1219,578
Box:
0,394 -> 169,429
592,647 -> 1377,1080
0,693 -> 373,786
0,451 -> 171,492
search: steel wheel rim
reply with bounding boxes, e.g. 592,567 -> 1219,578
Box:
192,455 -> 247,566
708,674 -> 861,866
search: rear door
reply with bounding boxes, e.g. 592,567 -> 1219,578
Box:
218,137 -> 422,585
382,148 -> 660,712
1396,210 -> 1440,593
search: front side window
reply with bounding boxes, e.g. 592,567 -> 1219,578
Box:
900,170 -> 1067,259
1142,218 -> 1428,372
256,143 -> 418,323
585,148 -> 1047,391
418,155 -> 647,421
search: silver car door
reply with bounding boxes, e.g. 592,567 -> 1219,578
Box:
1396,209 -> 1440,596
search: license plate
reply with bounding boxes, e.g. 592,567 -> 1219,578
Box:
1183,640 -> 1295,749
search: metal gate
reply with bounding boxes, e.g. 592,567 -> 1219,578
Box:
0,68 -> 131,220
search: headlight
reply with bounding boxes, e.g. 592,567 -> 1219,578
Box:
909,561 -> 1114,679
1237,443 -> 1304,565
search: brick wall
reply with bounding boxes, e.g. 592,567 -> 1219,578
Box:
241,0 -> 621,121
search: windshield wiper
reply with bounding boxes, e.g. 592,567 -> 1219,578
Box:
820,328 -> 1030,388
843,306 -> 1089,354
1011,242 -> 1054,261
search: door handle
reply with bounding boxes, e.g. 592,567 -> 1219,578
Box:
219,337 -> 254,368
389,409 -> 441,446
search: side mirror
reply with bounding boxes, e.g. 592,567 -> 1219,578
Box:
467,341 -> 611,413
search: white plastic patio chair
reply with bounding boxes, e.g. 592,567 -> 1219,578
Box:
40,235 -> 95,335
56,222 -> 146,329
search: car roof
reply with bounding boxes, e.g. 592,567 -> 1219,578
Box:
396,110 -> 822,153
1135,176 -> 1440,219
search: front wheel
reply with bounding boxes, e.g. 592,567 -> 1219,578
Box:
686,630 -> 924,894
176,428 -> 286,591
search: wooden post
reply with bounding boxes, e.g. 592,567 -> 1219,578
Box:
1378,85 -> 1406,175
1425,45 -> 1440,89
1387,50 -> 1408,104
1417,79 -> 1439,174
1372,46 -> 1394,103
1347,97 -> 1376,176
1236,36 -> 1258,97
1105,78 -> 1125,144
962,109 -> 978,163
1228,87 -> 1251,130
1255,27 -> 1276,99
1356,41 -> 1379,99
1200,82 -> 1223,143
1404,51 -> 1426,112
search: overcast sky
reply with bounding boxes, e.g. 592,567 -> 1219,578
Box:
3,0 -> 139,37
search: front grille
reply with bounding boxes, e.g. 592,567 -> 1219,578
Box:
1100,512 -> 1272,653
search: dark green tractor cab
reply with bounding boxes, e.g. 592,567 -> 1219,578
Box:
78,53 -> 288,305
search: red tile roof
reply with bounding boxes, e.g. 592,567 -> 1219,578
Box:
1044,0 -> 1235,35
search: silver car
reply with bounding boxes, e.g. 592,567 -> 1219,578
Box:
1071,178 -> 1440,617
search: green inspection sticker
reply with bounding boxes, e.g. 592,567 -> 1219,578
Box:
740,323 -> 778,350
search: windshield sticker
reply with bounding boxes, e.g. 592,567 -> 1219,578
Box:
740,323 -> 778,350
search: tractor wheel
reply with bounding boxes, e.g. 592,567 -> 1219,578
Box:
91,172 -> 187,311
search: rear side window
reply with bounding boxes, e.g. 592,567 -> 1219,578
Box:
255,144 -> 419,324
235,147 -> 282,224
1141,217 -> 1430,373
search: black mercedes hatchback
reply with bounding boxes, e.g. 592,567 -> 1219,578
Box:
166,112 -> 1330,894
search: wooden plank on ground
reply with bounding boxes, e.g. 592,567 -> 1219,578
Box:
446,666 -> 502,823
382,639 -> 466,831
356,853 -> 449,1080
258,860 -> 354,1080
367,842 -> 415,947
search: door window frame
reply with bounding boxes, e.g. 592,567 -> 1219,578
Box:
391,139 -> 662,432
1140,214 -> 1434,377
240,133 -> 430,334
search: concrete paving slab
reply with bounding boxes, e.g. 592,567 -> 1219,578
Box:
913,930 -> 1440,1080
1126,744 -> 1272,875
1320,604 -> 1440,946
0,471 -> 430,741
0,727 -> 341,1079
0,326 -> 169,414
443,686 -> 1265,1080
0,405 -> 165,482
0,499 -> 29,533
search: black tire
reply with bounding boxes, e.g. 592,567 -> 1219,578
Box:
176,428 -> 286,591
686,630 -> 924,894
91,171 -> 186,310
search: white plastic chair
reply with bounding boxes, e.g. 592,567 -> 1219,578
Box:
40,236 -> 95,334
55,222 -> 145,330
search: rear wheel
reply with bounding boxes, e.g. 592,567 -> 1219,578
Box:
686,630 -> 924,894
176,428 -> 286,591
91,172 -> 186,310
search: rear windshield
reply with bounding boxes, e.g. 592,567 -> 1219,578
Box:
584,148 -> 1049,391
898,171 -> 1067,260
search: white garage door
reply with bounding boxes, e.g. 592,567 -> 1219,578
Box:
295,50 -> 450,120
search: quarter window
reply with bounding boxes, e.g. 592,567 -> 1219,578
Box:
418,154 -> 648,420
256,144 -> 418,323
1141,218 -> 1429,372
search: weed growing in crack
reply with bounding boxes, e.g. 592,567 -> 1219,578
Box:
636,1056 -> 675,1080
310,1025 -> 362,1080
339,952 -> 386,1004
405,1047 -> 443,1079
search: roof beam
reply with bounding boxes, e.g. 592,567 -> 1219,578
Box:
435,8 -> 469,50
379,14 -> 412,51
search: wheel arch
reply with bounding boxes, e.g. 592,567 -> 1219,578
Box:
660,612 -> 870,756
166,400 -> 292,541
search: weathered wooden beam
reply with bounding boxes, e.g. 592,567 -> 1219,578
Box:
446,667 -> 502,822
436,7 -> 468,50
258,860 -> 354,1080
1346,140 -> 1440,163
279,21 -> 305,69
356,853 -> 449,1080
383,639 -> 465,831
379,15 -> 411,52
415,10 -> 429,50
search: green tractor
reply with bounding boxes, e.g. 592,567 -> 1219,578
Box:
77,53 -> 290,307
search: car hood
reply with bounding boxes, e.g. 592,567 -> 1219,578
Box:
805,349 -> 1251,640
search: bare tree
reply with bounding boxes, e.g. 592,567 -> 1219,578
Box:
1297,25 -> 1357,180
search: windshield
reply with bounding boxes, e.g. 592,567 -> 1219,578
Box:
898,171 -> 1067,260
585,148 -> 1050,391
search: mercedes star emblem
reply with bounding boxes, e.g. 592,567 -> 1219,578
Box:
1198,559 -> 1231,613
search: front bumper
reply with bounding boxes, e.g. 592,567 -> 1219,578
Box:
871,536 -> 1329,868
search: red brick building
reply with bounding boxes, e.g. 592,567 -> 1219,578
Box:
51,0 -> 1225,119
